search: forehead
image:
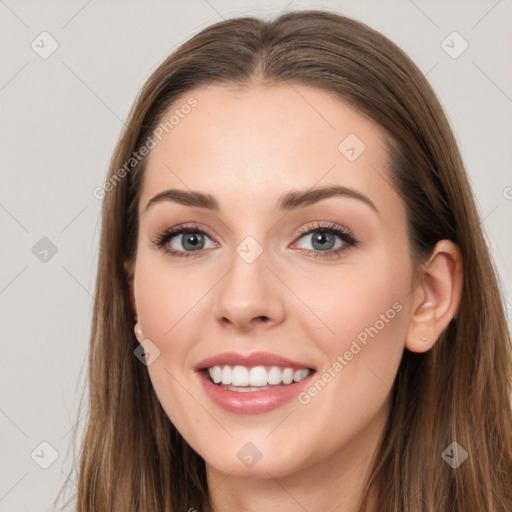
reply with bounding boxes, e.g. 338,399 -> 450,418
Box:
139,82 -> 396,215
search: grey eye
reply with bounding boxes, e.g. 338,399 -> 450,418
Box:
169,232 -> 215,252
296,231 -> 343,252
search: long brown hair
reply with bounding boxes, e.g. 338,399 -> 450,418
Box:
55,9 -> 512,512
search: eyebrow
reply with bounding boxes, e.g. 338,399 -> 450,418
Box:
144,185 -> 379,215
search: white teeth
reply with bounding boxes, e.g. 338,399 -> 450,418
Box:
221,365 -> 232,385
282,368 -> 294,385
298,369 -> 309,381
232,366 -> 249,386
211,366 -> 222,384
268,366 -> 282,385
249,366 -> 267,387
206,365 -> 311,388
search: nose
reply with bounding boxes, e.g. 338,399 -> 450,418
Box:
212,246 -> 286,333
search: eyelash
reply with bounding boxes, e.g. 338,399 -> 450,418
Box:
151,221 -> 359,260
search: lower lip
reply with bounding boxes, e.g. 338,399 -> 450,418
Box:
197,371 -> 314,414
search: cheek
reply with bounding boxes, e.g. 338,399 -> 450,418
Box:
296,249 -> 411,407
133,257 -> 205,431
133,252 -> 216,406
282,258 -> 410,466
134,254 -> 208,340
302,250 -> 411,350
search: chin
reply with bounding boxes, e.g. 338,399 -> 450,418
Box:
196,435 -> 313,479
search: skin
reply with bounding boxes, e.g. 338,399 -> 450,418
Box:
127,83 -> 463,512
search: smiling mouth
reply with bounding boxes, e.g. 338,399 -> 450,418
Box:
204,364 -> 313,392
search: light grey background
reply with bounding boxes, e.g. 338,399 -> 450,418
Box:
1,0 -> 510,510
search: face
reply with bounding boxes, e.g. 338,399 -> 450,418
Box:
130,83 -> 416,479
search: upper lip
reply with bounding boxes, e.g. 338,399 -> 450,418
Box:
195,351 -> 315,371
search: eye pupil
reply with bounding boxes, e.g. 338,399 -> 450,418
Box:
312,231 -> 335,250
182,232 -> 204,251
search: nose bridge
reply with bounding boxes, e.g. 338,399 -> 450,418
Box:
212,232 -> 285,329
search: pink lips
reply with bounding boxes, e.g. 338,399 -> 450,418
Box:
194,351 -> 315,415
195,351 -> 314,371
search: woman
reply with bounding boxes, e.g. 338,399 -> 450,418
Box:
59,9 -> 512,512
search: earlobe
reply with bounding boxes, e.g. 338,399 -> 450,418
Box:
134,322 -> 144,342
405,240 -> 463,353
406,302 -> 436,352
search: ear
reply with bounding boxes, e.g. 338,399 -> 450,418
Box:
124,259 -> 137,318
405,240 -> 463,353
